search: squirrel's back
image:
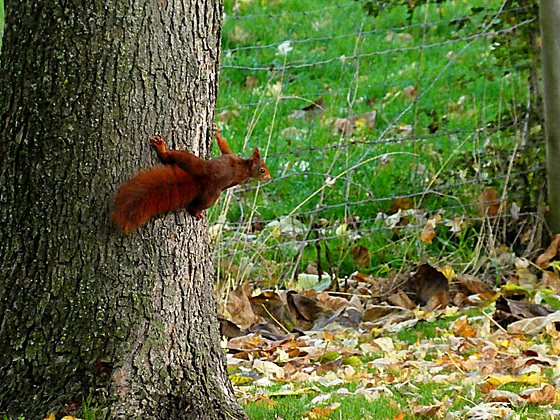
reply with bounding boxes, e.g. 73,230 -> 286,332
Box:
111,165 -> 199,233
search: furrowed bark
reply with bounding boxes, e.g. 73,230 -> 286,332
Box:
0,1 -> 246,418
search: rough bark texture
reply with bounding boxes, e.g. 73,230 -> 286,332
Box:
0,1 -> 247,419
540,1 -> 560,233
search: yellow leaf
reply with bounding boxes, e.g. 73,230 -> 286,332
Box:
354,118 -> 367,131
487,374 -> 515,386
43,415 -> 56,420
515,372 -> 547,385
439,265 -> 456,281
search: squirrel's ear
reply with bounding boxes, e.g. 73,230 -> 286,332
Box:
252,147 -> 261,160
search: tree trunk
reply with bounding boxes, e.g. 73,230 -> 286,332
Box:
540,0 -> 560,233
0,1 -> 247,419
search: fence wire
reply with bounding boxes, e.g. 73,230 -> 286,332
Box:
212,0 -> 544,284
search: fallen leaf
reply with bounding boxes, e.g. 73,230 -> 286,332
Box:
536,234 -> 560,267
487,389 -> 526,408
478,187 -> 501,217
464,402 -> 512,419
349,110 -> 377,130
402,263 -> 449,307
334,117 -> 355,136
393,412 -> 407,420
389,198 -> 413,215
526,384 -> 557,405
403,85 -> 418,100
352,245 -> 371,269
420,215 -> 441,243
225,285 -> 260,329
458,274 -> 487,295
507,311 -> 560,335
410,401 -> 442,417
452,316 -> 476,338
541,270 -> 560,293
304,406 -> 334,419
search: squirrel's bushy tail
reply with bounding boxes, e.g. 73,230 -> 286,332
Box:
111,165 -> 199,233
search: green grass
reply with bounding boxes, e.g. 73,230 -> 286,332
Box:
212,0 -> 542,284
243,381 -> 560,420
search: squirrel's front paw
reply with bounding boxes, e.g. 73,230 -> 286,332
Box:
150,137 -> 166,151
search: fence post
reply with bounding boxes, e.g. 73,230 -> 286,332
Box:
540,1 -> 560,233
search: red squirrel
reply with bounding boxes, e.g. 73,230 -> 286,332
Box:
111,125 -> 271,232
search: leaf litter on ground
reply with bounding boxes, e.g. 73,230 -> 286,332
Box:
218,236 -> 560,419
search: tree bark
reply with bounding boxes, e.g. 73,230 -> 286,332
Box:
540,0 -> 560,233
0,1 -> 247,419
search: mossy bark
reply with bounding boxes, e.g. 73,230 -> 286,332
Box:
0,1 -> 246,419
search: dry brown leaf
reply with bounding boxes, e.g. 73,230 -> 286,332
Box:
425,289 -> 449,311
409,401 -> 442,417
458,274 -> 487,295
487,390 -> 526,407
250,291 -> 296,331
527,384 -> 557,405
536,233 -> 560,267
315,355 -> 343,374
478,380 -> 497,395
420,215 -> 441,243
334,117 -> 355,136
402,263 -> 449,306
348,110 -> 377,130
393,412 -> 407,420
452,316 -> 476,338
388,290 -> 416,309
541,270 -> 560,292
224,285 -> 260,329
316,292 -> 354,312
389,198 -> 413,214
287,291 -> 332,329
507,311 -> 560,335
478,187 -> 501,217
305,406 -> 334,419
352,245 -> 371,270
253,394 -> 277,406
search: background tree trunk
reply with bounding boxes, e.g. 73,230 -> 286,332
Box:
0,1 -> 247,419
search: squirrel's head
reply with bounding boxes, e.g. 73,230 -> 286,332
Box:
250,147 -> 271,181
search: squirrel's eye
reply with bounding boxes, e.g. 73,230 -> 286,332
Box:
260,168 -> 265,173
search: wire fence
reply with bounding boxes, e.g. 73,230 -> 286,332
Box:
211,0 -> 545,285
